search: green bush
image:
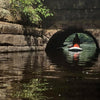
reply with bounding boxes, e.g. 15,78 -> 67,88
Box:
10,0 -> 53,25
65,33 -> 94,43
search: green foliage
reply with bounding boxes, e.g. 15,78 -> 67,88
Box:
65,33 -> 94,43
10,0 -> 53,24
12,79 -> 48,100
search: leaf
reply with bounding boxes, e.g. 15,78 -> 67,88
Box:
10,0 -> 53,24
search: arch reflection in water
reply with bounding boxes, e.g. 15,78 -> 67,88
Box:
0,51 -> 99,100
47,46 -> 98,68
62,46 -> 97,66
46,48 -> 100,100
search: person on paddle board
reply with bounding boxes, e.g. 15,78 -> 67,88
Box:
73,34 -> 80,47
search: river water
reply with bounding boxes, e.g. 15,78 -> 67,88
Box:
0,44 -> 100,100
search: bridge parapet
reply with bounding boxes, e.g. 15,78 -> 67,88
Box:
0,22 -> 100,52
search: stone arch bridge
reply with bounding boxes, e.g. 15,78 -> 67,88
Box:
0,22 -> 100,52
0,0 -> 100,52
24,27 -> 100,51
44,28 -> 100,51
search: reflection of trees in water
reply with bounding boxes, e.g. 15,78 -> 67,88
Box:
46,50 -> 100,100
46,48 -> 100,82
22,51 -> 50,82
63,49 -> 98,66
0,53 -> 29,100
0,52 -> 50,100
46,48 -> 99,69
12,52 -> 50,100
12,79 -> 48,100
0,51 -> 99,100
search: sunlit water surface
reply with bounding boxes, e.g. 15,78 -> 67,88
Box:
0,44 -> 100,100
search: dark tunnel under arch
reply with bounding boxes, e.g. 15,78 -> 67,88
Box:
45,27 -> 99,51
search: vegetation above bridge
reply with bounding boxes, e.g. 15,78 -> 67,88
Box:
10,0 -> 53,25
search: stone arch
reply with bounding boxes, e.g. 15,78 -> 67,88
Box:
45,27 -> 99,51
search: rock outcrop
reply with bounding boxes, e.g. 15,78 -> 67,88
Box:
0,21 -> 48,52
0,0 -> 21,23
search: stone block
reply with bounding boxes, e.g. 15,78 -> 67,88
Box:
0,22 -> 24,34
0,34 -> 36,46
0,46 -> 45,52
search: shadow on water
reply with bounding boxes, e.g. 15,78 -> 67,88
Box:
45,46 -> 100,100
